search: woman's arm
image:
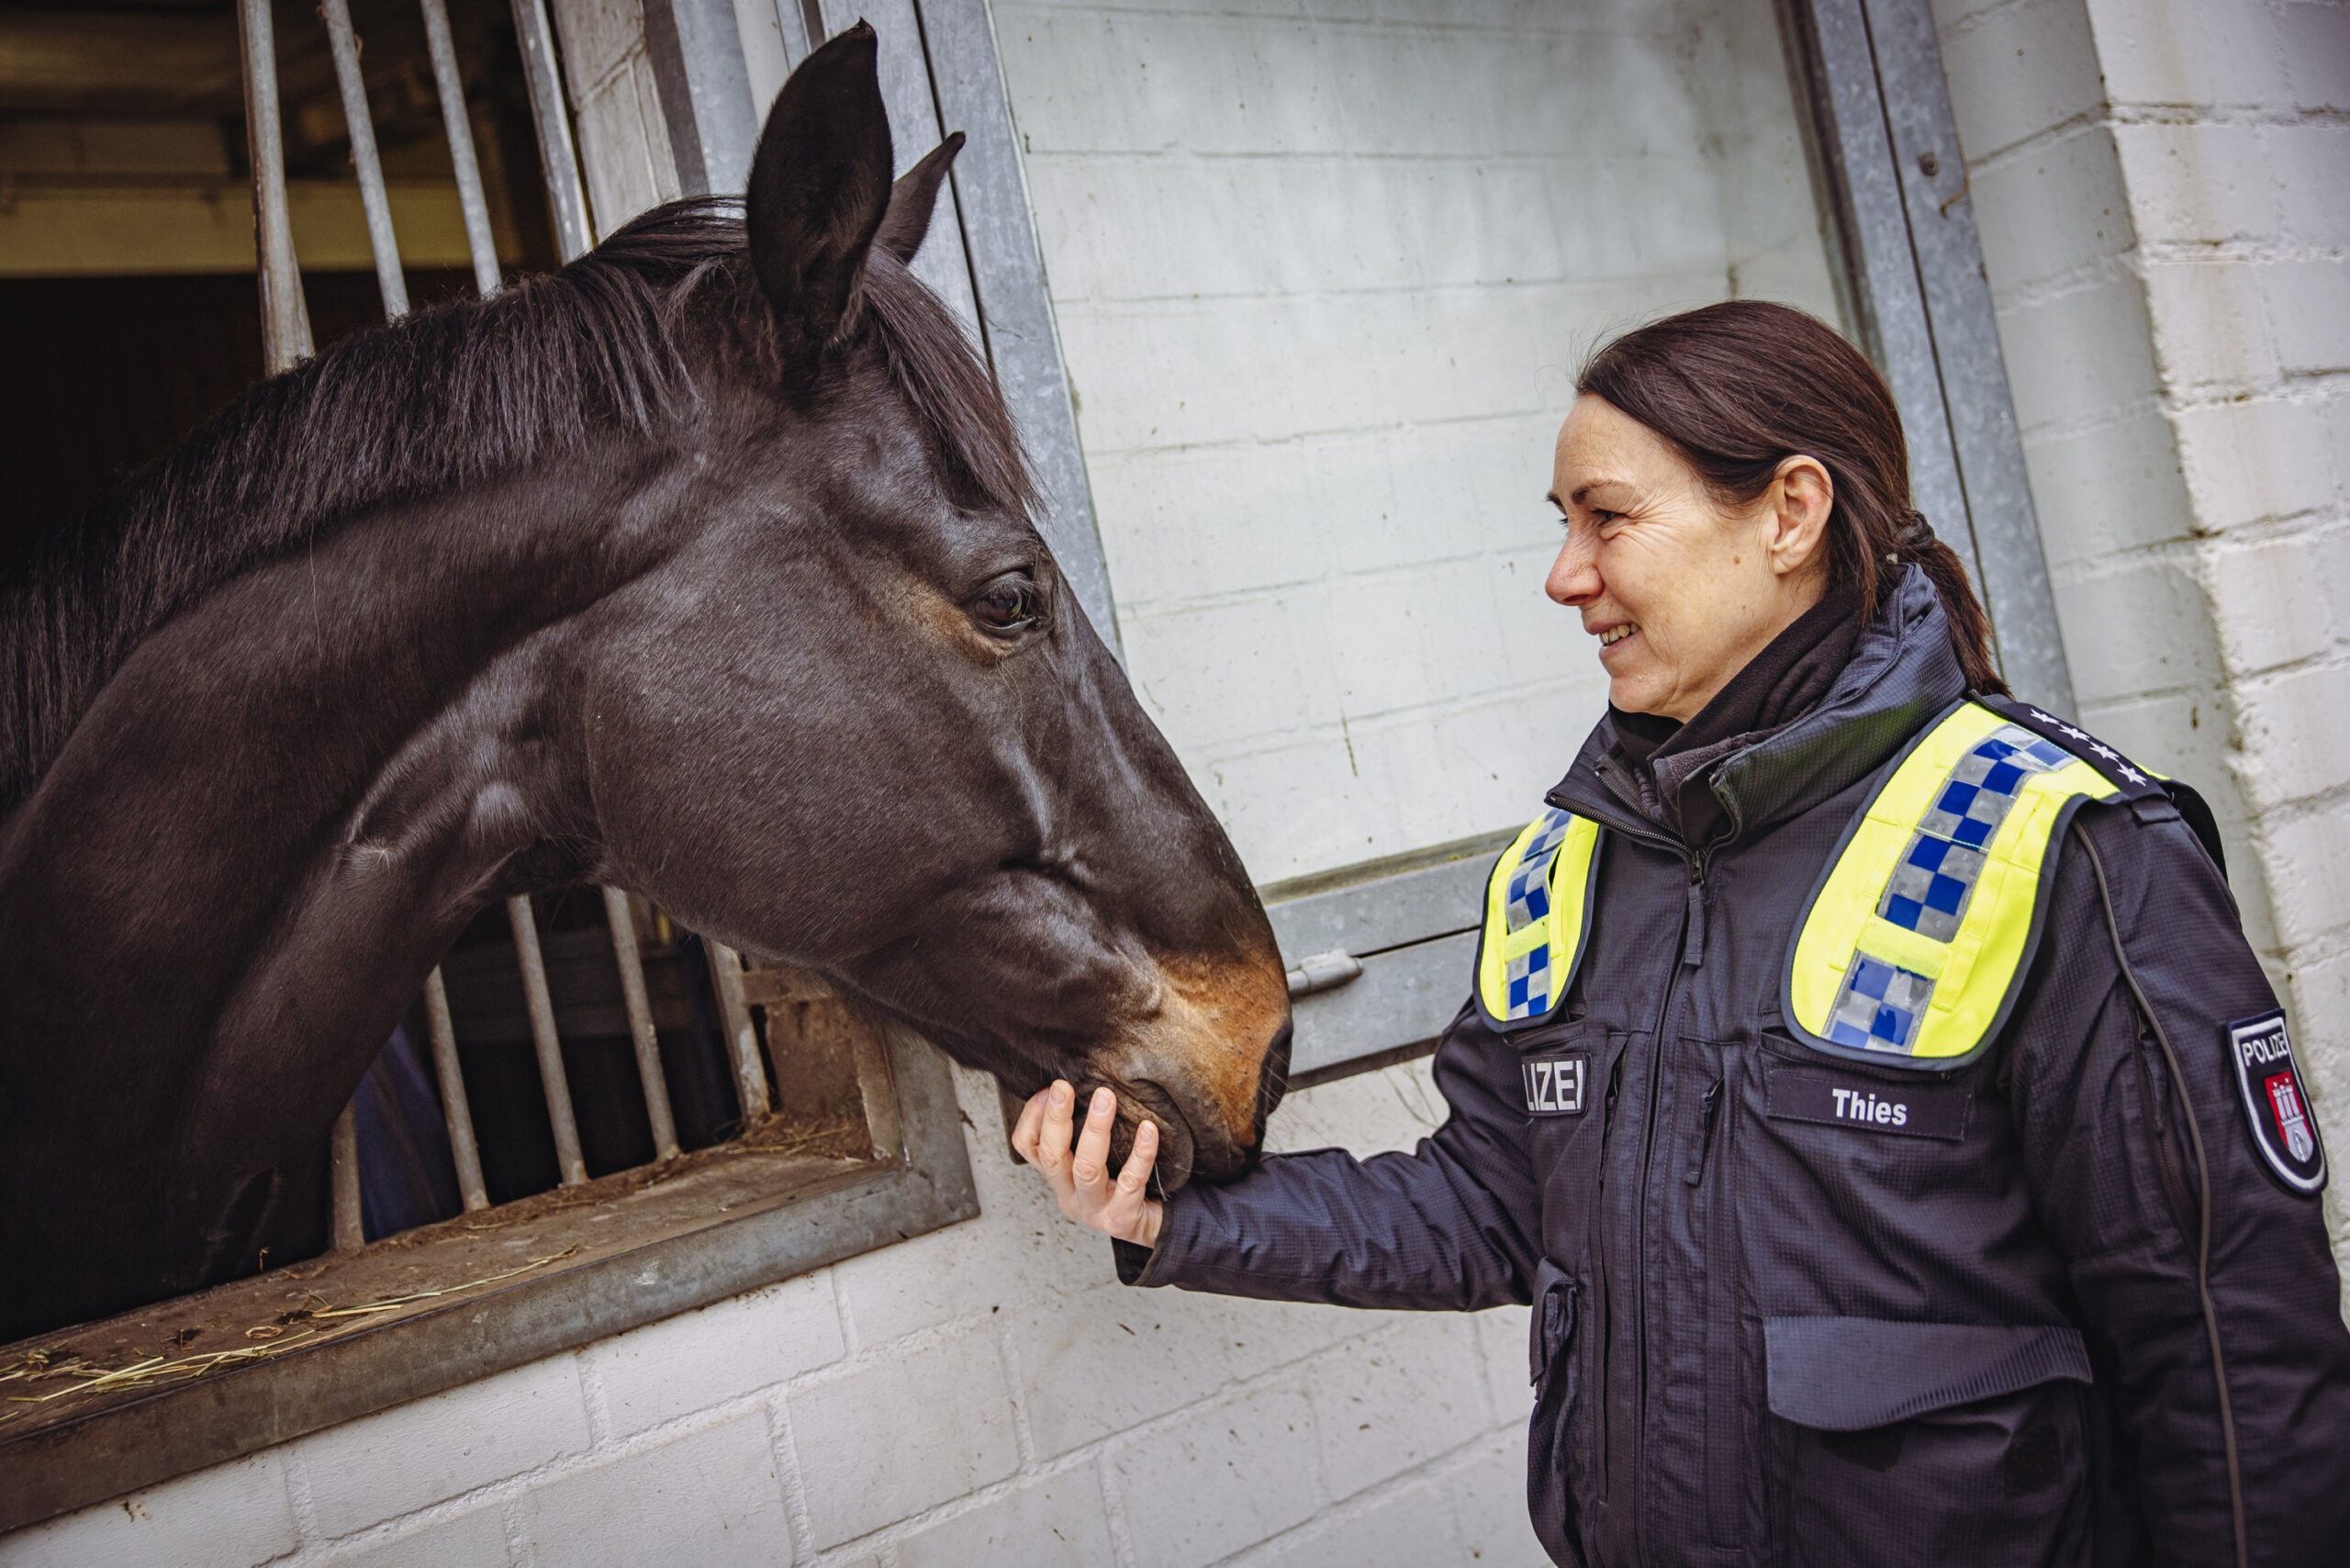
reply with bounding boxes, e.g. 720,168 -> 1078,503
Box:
2009,799 -> 2350,1566
1016,1003 -> 1547,1313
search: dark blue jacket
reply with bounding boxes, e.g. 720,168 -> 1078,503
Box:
1119,571 -> 2350,1567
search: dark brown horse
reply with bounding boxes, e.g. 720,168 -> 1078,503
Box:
0,27 -> 1290,1341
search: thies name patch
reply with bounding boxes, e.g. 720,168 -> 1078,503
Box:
1522,1054 -> 1587,1117
1765,1062 -> 1969,1141
2228,1009 -> 2327,1194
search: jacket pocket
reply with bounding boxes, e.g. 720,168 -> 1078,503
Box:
1525,1260 -> 1586,1568
1764,1317 -> 2092,1568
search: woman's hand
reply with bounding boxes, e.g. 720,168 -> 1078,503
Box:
1013,1081 -> 1164,1249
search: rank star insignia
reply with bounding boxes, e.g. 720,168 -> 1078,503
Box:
2091,743 -> 2119,761
2121,766 -> 2146,785
2061,724 -> 2087,740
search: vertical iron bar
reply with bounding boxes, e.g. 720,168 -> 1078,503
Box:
237,0 -> 312,371
320,0 -> 409,319
329,1103 -> 365,1251
509,893 -> 588,1185
508,0 -> 595,259
603,887 -> 680,1160
418,0 -> 503,297
424,968 -> 490,1210
706,941 -> 770,1122
849,1022 -> 901,1163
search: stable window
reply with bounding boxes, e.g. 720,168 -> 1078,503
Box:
0,0 -> 990,1529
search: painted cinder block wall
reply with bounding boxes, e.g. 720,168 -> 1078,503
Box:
1930,0 -> 2350,1290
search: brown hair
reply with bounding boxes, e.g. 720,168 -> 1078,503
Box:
1576,299 -> 2005,695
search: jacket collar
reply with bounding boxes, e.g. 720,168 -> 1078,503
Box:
1546,566 -> 1967,847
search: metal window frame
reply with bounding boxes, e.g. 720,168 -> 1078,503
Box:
0,5 -> 981,1529
643,0 -> 2071,1087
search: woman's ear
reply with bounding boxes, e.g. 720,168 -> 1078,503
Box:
1766,455 -> 1834,578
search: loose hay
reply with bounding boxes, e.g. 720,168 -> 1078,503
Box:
0,1246 -> 578,1426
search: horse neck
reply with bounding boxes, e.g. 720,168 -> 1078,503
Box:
0,456 -> 672,1160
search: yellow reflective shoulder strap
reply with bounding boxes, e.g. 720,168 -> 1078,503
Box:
1784,700 -> 2119,1069
1476,808 -> 1603,1031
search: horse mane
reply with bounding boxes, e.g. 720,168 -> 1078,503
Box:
0,196 -> 1033,819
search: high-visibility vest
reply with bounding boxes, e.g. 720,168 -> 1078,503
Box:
1474,699 -> 2178,1070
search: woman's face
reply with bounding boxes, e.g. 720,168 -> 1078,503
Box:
1546,394 -> 1831,722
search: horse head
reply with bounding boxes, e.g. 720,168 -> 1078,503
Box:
576,28 -> 1290,1187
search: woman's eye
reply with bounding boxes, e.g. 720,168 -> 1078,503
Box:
972,575 -> 1041,633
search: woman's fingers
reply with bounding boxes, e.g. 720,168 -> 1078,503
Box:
1115,1119 -> 1158,1197
1035,1081 -> 1076,1197
1070,1087 -> 1116,1190
1011,1089 -> 1047,1165
1015,1081 -> 1165,1246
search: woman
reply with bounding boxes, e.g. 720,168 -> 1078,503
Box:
1013,301 -> 2350,1566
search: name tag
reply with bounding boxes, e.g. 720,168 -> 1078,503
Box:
1522,1053 -> 1588,1117
1766,1063 -> 1968,1141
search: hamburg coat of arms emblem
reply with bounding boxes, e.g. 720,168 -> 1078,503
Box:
2228,1009 -> 2328,1194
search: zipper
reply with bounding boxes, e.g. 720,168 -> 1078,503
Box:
1629,842 -> 1705,1560
1684,1075 -> 1724,1186
1591,1046 -> 1625,1497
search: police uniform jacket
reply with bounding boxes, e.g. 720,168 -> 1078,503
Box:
1115,568 -> 2350,1567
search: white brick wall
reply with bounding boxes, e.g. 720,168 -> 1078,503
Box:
0,1062 -> 1546,1568
1933,0 -> 2350,1287
993,0 -> 1847,882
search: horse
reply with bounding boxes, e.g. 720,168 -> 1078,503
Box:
0,26 -> 1292,1343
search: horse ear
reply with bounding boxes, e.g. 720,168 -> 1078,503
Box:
875,131 -> 964,263
744,22 -> 893,361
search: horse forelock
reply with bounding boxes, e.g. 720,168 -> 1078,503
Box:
0,196 -> 1031,819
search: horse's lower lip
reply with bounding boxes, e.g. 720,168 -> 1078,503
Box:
1119,1078 -> 1206,1192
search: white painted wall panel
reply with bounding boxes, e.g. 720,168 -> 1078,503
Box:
994,0 -> 1845,879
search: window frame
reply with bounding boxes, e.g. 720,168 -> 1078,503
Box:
0,1023 -> 975,1533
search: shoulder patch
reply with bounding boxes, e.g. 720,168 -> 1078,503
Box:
2227,1010 -> 2327,1195
1973,693 -> 2163,802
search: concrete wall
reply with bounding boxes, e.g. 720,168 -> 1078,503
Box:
1931,0 -> 2350,1284
0,1060 -> 1545,1568
994,0 -> 1845,883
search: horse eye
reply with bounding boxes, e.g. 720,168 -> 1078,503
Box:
972,575 -> 1040,633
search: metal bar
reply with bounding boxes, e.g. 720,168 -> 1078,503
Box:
1792,0 -> 1980,599
319,0 -> 409,319
423,968 -> 490,1211
603,887 -> 680,1160
329,1103 -> 364,1251
509,0 -> 595,259
911,0 -> 1120,656
236,0 -> 312,372
419,0 -> 503,297
509,893 -> 588,1185
642,0 -> 761,196
705,940 -> 770,1122
1861,0 -> 2075,713
848,1020 -> 901,1162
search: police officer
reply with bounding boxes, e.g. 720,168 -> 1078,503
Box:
1013,299 -> 2350,1567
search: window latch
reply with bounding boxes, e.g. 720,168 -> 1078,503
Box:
1285,950 -> 1363,998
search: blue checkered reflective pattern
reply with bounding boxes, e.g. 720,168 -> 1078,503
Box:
1828,723 -> 2072,1053
1500,809 -> 1576,1020
1505,944 -> 1551,1019
1505,811 -> 1575,936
